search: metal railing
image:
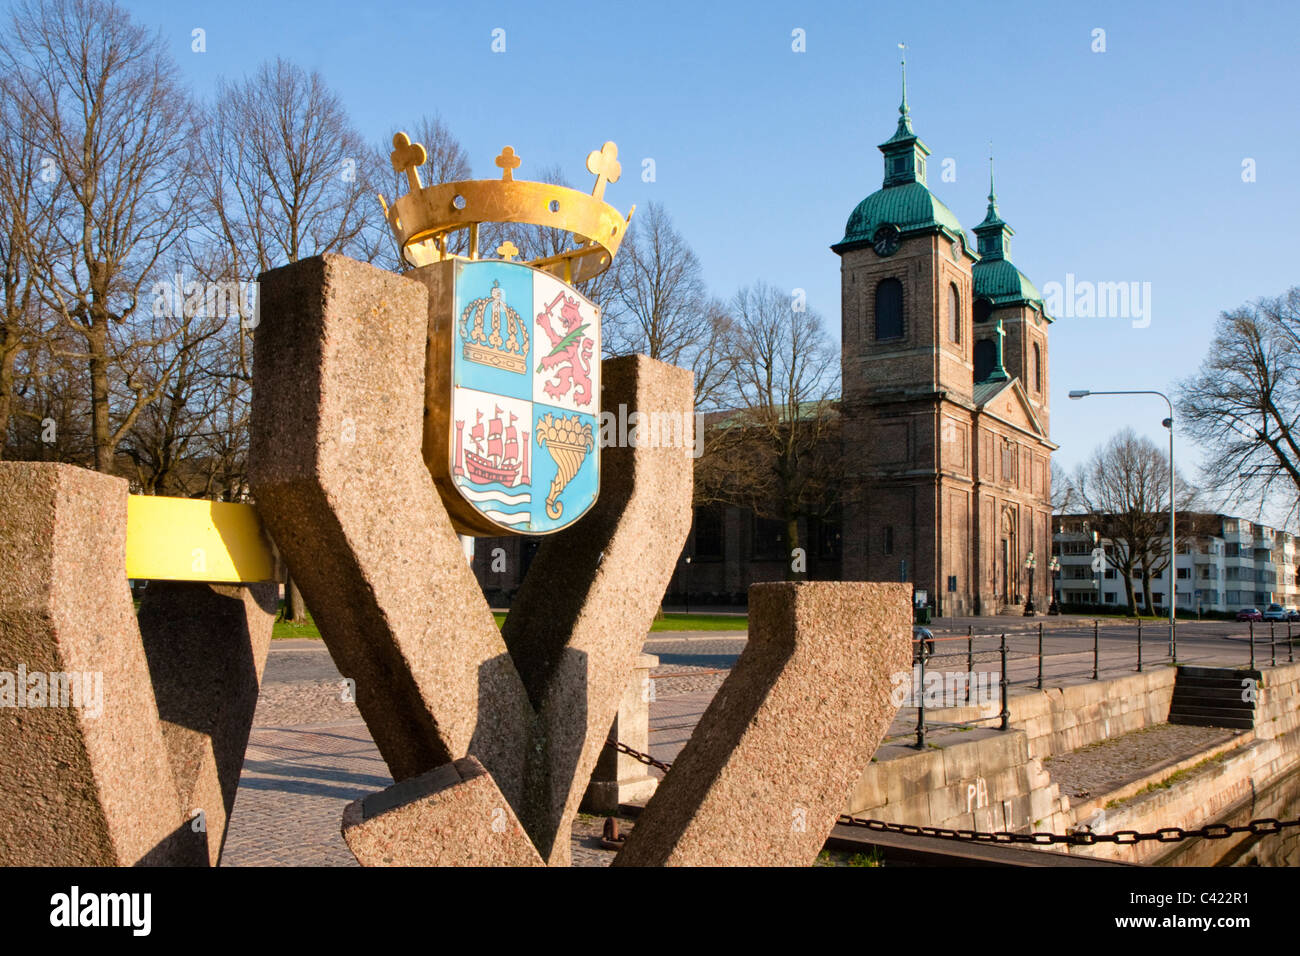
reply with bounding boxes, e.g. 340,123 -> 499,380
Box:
895,619 -> 1299,749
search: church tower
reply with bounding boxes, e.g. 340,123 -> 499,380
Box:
832,53 -> 980,614
834,56 -> 1056,617
972,157 -> 1052,433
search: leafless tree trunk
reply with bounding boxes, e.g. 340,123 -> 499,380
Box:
706,281 -> 838,581
1072,428 -> 1195,616
1,0 -> 196,474
1179,288 -> 1300,523
193,57 -> 380,620
605,201 -> 734,412
0,65 -> 59,458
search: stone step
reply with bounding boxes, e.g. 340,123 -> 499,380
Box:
1177,665 -> 1262,680
1175,702 -> 1253,717
1168,712 -> 1256,730
1171,685 -> 1253,702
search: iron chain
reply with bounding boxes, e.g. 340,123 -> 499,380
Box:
604,739 -> 1300,847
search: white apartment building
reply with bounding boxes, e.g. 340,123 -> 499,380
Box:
1053,513 -> 1299,613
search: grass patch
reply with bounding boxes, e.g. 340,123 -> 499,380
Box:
493,611 -> 746,632
815,848 -> 884,867
272,610 -> 322,640
651,613 -> 748,632
275,609 -> 746,638
1106,752 -> 1230,809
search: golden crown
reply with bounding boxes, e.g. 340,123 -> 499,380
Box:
379,134 -> 635,284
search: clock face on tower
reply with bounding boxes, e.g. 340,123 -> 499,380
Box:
872,224 -> 900,257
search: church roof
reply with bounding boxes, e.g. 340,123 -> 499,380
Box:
972,378 -> 1014,407
834,181 -> 965,251
973,257 -> 1044,307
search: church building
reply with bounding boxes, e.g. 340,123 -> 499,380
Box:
469,65 -> 1057,618
833,65 -> 1056,615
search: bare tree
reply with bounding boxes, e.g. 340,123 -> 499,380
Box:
605,201 -> 733,411
189,57 -> 383,618
1,0 -> 197,473
700,281 -> 839,579
1179,288 -> 1300,523
1073,428 -> 1195,615
196,57 -> 378,277
0,60 -> 60,456
1050,459 -> 1075,514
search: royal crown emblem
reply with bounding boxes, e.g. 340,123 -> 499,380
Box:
379,135 -> 634,536
460,280 -> 529,373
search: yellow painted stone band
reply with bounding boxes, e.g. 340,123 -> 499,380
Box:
125,496 -> 278,583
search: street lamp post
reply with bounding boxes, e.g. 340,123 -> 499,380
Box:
1048,554 -> 1061,614
1023,551 -> 1037,616
1069,388 -> 1176,630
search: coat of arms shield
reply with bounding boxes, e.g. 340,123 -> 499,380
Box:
420,258 -> 601,536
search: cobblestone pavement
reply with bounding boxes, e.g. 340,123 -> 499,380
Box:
221,631 -> 1278,865
1043,723 -> 1241,800
222,720 -> 382,866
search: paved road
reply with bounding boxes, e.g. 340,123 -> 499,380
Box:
225,622 -> 1295,866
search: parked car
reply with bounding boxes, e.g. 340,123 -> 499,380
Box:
1262,603 -> 1288,622
1287,607 -> 1300,622
913,626 -> 936,657
1236,607 -> 1262,622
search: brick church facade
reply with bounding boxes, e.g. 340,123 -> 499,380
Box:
832,80 -> 1056,616
470,79 -> 1055,617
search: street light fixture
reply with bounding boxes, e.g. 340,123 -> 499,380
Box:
1023,551 -> 1037,616
1069,388 -> 1176,629
1047,554 -> 1061,614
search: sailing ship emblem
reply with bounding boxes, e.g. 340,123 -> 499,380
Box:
460,407 -> 529,487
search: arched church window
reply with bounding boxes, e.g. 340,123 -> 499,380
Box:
875,278 -> 904,341
1032,342 -> 1042,392
974,339 -> 995,381
948,283 -> 961,344
973,297 -> 992,324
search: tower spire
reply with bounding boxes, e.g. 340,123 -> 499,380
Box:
988,143 -> 996,205
975,141 -> 1010,257
896,42 -> 913,136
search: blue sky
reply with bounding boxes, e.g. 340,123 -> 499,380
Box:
126,0 -> 1300,519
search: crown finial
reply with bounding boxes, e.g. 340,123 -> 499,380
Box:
391,132 -> 426,193
495,146 -> 522,181
586,142 -> 621,202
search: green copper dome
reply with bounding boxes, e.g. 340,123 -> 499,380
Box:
833,181 -> 965,251
973,257 -> 1043,307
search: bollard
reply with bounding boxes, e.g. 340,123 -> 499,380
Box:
1137,618 -> 1143,673
999,632 -> 1009,731
1093,619 -> 1099,680
1271,622 -> 1277,668
1036,622 -> 1044,689
1249,621 -> 1255,671
914,639 -> 926,750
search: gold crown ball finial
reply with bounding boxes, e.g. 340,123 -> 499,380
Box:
380,133 -> 635,284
